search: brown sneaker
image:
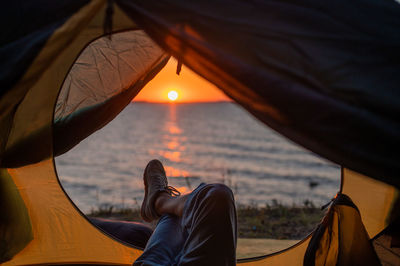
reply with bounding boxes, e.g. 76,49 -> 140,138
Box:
140,159 -> 180,222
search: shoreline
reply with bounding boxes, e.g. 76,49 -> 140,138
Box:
88,201 -> 325,240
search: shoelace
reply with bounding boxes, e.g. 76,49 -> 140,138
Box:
166,185 -> 181,197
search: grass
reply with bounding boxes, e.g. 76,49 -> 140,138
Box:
89,200 -> 325,240
237,200 -> 325,239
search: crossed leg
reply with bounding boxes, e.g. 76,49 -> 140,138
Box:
134,183 -> 237,266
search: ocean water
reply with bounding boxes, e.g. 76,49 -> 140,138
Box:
56,102 -> 340,214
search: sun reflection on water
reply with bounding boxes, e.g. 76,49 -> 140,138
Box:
150,104 -> 190,178
164,165 -> 189,177
167,140 -> 179,150
158,150 -> 181,162
167,125 -> 182,134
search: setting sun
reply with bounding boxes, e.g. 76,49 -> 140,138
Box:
133,59 -> 231,103
168,90 -> 178,101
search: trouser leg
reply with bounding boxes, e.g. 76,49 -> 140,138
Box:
178,183 -> 237,266
133,214 -> 185,266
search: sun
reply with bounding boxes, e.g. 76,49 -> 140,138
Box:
168,90 -> 178,101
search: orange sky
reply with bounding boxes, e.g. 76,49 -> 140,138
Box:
133,58 -> 231,103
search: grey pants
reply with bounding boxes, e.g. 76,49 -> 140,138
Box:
134,183 -> 237,265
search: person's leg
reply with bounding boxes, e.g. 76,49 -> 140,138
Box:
140,183 -> 237,265
178,183 -> 237,266
133,214 -> 185,266
134,159 -> 188,265
135,160 -> 237,265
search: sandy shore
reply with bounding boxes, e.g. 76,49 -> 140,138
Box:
237,238 -> 299,258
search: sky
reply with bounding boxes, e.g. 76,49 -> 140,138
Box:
133,58 -> 232,103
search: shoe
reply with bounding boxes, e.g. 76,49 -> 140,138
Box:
141,159 -> 180,222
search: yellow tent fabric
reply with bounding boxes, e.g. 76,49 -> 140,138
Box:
3,160 -> 141,265
3,163 -> 397,264
303,194 -> 380,266
0,169 -> 32,262
341,168 -> 399,238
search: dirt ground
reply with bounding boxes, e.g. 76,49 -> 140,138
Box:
237,238 -> 300,258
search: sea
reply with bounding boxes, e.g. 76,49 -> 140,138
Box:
55,102 -> 341,214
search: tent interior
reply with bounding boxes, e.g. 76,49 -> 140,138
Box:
1,0 -> 400,265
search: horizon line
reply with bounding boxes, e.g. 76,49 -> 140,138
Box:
132,100 -> 234,104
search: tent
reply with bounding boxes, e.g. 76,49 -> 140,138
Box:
1,0 -> 400,264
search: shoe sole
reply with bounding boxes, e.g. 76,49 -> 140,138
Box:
141,162 -> 151,222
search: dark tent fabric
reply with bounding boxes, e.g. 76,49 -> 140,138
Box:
0,0 -> 89,96
1,0 -> 399,186
0,1 -> 91,170
116,0 -> 400,188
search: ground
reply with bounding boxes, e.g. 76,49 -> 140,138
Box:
89,201 -> 326,258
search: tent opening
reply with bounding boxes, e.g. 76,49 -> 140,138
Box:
54,35 -> 341,259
